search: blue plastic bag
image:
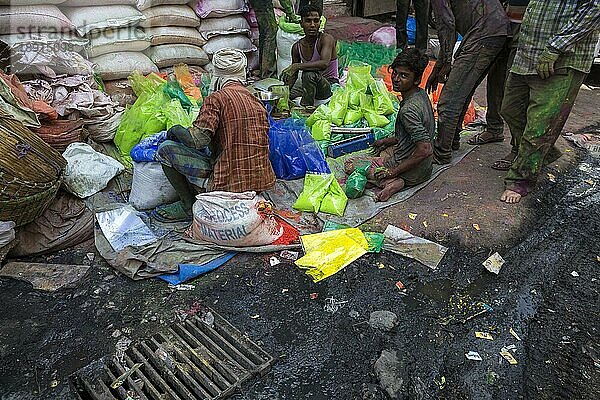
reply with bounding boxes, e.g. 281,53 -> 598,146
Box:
407,16 -> 416,45
268,116 -> 330,180
157,253 -> 236,285
130,131 -> 167,162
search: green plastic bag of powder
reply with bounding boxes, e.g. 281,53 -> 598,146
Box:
306,104 -> 331,127
363,232 -> 385,253
345,162 -> 370,199
329,89 -> 349,126
364,112 -> 390,128
320,177 -> 348,217
293,173 -> 334,213
311,119 -> 331,141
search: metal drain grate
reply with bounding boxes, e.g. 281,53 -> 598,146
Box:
70,309 -> 274,400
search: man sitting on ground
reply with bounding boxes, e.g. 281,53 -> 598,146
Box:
280,4 -> 338,107
152,48 -> 276,222
344,49 -> 435,202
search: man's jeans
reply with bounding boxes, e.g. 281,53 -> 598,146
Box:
396,0 -> 429,51
501,68 -> 586,196
434,36 -> 506,163
249,0 -> 277,78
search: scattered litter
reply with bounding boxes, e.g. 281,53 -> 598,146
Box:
96,206 -> 157,251
500,347 -> 518,365
475,331 -> 494,340
504,344 -> 517,351
571,271 -> 579,277
395,281 -> 405,291
281,288 -> 289,293
50,380 -> 59,388
324,297 -> 348,313
111,330 -> 122,338
408,213 -> 417,220
110,363 -> 142,389
434,375 -> 446,389
201,311 -> 215,327
250,314 -> 260,319
310,293 -> 319,300
280,250 -> 299,260
0,262 -> 90,291
510,328 -> 522,341
585,179 -> 595,185
484,371 -> 499,385
465,351 -> 482,361
169,284 -> 195,291
483,252 -> 505,275
114,337 -> 132,364
383,225 -> 448,270
269,256 -> 281,266
472,223 -> 481,231
422,221 -> 428,228
441,213 -> 449,217
597,256 -> 600,263
85,252 -> 95,262
547,173 -> 556,182
378,263 -> 385,269
349,310 -> 360,319
441,294 -> 493,325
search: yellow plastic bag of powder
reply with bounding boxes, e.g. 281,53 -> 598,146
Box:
296,228 -> 369,282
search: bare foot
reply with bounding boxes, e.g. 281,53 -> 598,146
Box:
375,178 -> 405,202
500,189 -> 522,204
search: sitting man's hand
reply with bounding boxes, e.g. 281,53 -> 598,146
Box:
167,125 -> 195,148
374,167 -> 391,181
536,48 -> 560,80
280,64 -> 298,85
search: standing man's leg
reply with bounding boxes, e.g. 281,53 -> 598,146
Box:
250,0 -> 278,79
300,71 -> 332,106
434,36 -> 506,164
413,0 -> 430,52
502,69 -> 587,203
494,72 -> 529,171
395,0 -> 410,50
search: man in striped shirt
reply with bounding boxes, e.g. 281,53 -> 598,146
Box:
153,49 -> 276,222
500,0 -> 600,204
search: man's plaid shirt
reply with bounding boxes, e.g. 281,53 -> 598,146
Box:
511,0 -> 600,75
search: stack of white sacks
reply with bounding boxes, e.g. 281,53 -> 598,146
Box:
59,0 -> 155,80
193,0 -> 256,71
138,0 -> 209,71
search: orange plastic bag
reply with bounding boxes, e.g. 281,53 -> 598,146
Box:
174,64 -> 202,104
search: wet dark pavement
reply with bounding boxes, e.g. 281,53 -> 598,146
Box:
1,147 -> 599,399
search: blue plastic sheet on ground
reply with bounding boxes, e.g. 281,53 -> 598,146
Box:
130,131 -> 167,162
157,252 -> 236,285
269,116 -> 330,180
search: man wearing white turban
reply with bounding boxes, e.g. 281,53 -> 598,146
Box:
152,49 -> 276,223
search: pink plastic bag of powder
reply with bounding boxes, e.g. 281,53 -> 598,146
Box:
370,26 -> 396,47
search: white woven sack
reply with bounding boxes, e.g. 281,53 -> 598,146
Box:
193,0 -> 248,19
0,0 -> 65,4
136,0 -> 189,11
0,32 -> 88,52
144,44 -> 209,68
145,26 -> 206,47
129,162 -> 178,210
276,29 -> 301,76
198,14 -> 250,40
62,5 -> 145,36
92,51 -> 158,81
202,34 -> 256,55
139,5 -> 200,28
0,5 -> 74,35
62,0 -> 136,5
191,191 -> 283,247
63,143 -> 125,198
86,27 -> 150,58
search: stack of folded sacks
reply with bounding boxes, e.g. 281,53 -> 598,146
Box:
59,0 -> 156,81
0,2 -> 91,76
138,0 -> 209,71
194,0 -> 256,72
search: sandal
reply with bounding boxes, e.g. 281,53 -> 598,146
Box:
491,152 -> 517,171
467,131 -> 504,145
151,201 -> 192,223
